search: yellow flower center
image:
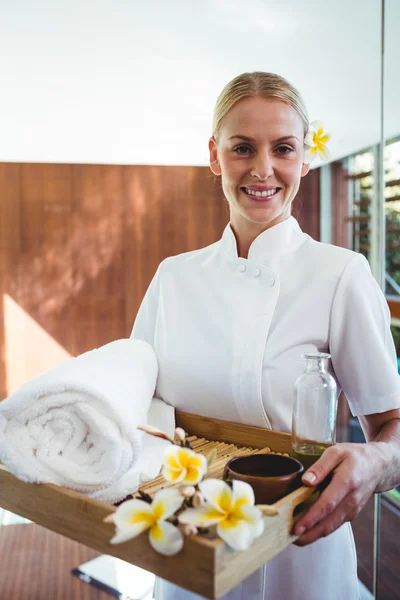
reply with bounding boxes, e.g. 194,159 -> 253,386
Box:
220,512 -> 240,529
129,511 -> 156,527
153,502 -> 165,521
312,130 -> 330,149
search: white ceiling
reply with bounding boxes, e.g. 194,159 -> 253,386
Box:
0,0 -> 398,166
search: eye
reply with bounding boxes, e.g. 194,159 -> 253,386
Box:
233,145 -> 253,155
276,145 -> 294,155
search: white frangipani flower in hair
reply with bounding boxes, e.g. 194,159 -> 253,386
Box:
304,121 -> 331,163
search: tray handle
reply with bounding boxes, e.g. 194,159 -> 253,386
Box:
258,485 -> 319,522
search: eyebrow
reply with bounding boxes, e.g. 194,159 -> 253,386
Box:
228,135 -> 300,143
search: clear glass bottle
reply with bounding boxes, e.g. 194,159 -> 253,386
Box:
291,352 -> 338,470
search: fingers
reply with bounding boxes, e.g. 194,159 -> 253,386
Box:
294,449 -> 373,542
292,443 -> 380,546
294,501 -> 349,546
301,445 -> 345,487
294,485 -> 366,547
294,469 -> 349,536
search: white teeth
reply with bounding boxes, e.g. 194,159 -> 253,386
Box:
244,187 -> 277,197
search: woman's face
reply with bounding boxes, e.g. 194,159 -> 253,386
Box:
209,96 -> 310,236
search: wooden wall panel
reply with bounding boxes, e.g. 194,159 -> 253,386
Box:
331,161 -> 350,248
388,300 -> 400,320
0,164 -> 20,399
122,166 -> 228,334
17,164 -> 75,353
0,162 -> 318,398
69,165 -> 126,354
292,167 -> 320,241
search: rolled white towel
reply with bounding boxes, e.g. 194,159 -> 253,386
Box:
0,338 -> 175,504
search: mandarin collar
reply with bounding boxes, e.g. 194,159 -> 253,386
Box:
220,216 -> 306,264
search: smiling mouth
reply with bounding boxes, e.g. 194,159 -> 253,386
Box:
240,186 -> 281,200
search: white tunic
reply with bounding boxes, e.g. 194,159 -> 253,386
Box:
131,217 -> 400,600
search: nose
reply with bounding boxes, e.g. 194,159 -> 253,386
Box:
250,151 -> 273,180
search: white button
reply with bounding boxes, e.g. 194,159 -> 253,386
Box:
238,264 -> 246,273
269,276 -> 276,286
253,268 -> 261,277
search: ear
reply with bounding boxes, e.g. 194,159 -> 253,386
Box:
209,137 -> 222,175
301,162 -> 310,177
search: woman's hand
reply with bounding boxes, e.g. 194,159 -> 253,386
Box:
293,442 -> 384,547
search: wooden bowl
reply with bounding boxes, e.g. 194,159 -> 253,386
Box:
223,454 -> 304,504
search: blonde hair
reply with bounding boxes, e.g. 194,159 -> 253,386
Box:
212,72 -> 309,140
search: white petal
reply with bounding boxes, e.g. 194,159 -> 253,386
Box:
113,499 -> 153,529
310,120 -> 324,131
232,480 -> 255,508
317,145 -> 331,161
199,479 -> 232,513
217,518 -> 253,551
304,130 -> 315,146
304,148 -> 315,164
152,488 -> 184,520
110,522 -> 149,544
149,521 -> 184,555
239,506 -> 264,538
178,506 -> 225,527
163,445 -> 185,469
189,452 -> 208,472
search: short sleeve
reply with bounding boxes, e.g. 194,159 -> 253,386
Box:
130,263 -> 163,345
329,254 -> 400,416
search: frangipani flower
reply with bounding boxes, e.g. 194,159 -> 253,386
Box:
178,479 -> 264,551
108,488 -> 184,555
162,445 -> 208,485
304,120 -> 331,163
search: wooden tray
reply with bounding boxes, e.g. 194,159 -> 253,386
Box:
0,412 -> 317,599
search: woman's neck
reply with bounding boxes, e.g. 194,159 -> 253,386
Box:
230,215 -> 291,259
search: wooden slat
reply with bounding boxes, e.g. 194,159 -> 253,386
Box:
353,199 -> 371,207
344,215 -> 370,222
385,178 -> 400,187
176,412 -> 292,453
354,226 -> 400,236
140,436 -> 288,496
345,171 -> 372,180
354,229 -> 371,236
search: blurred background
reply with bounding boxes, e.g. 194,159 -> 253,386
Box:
0,0 -> 399,598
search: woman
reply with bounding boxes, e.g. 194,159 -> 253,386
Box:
131,72 -> 400,600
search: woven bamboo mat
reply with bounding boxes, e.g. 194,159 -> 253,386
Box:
139,435 -> 288,496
